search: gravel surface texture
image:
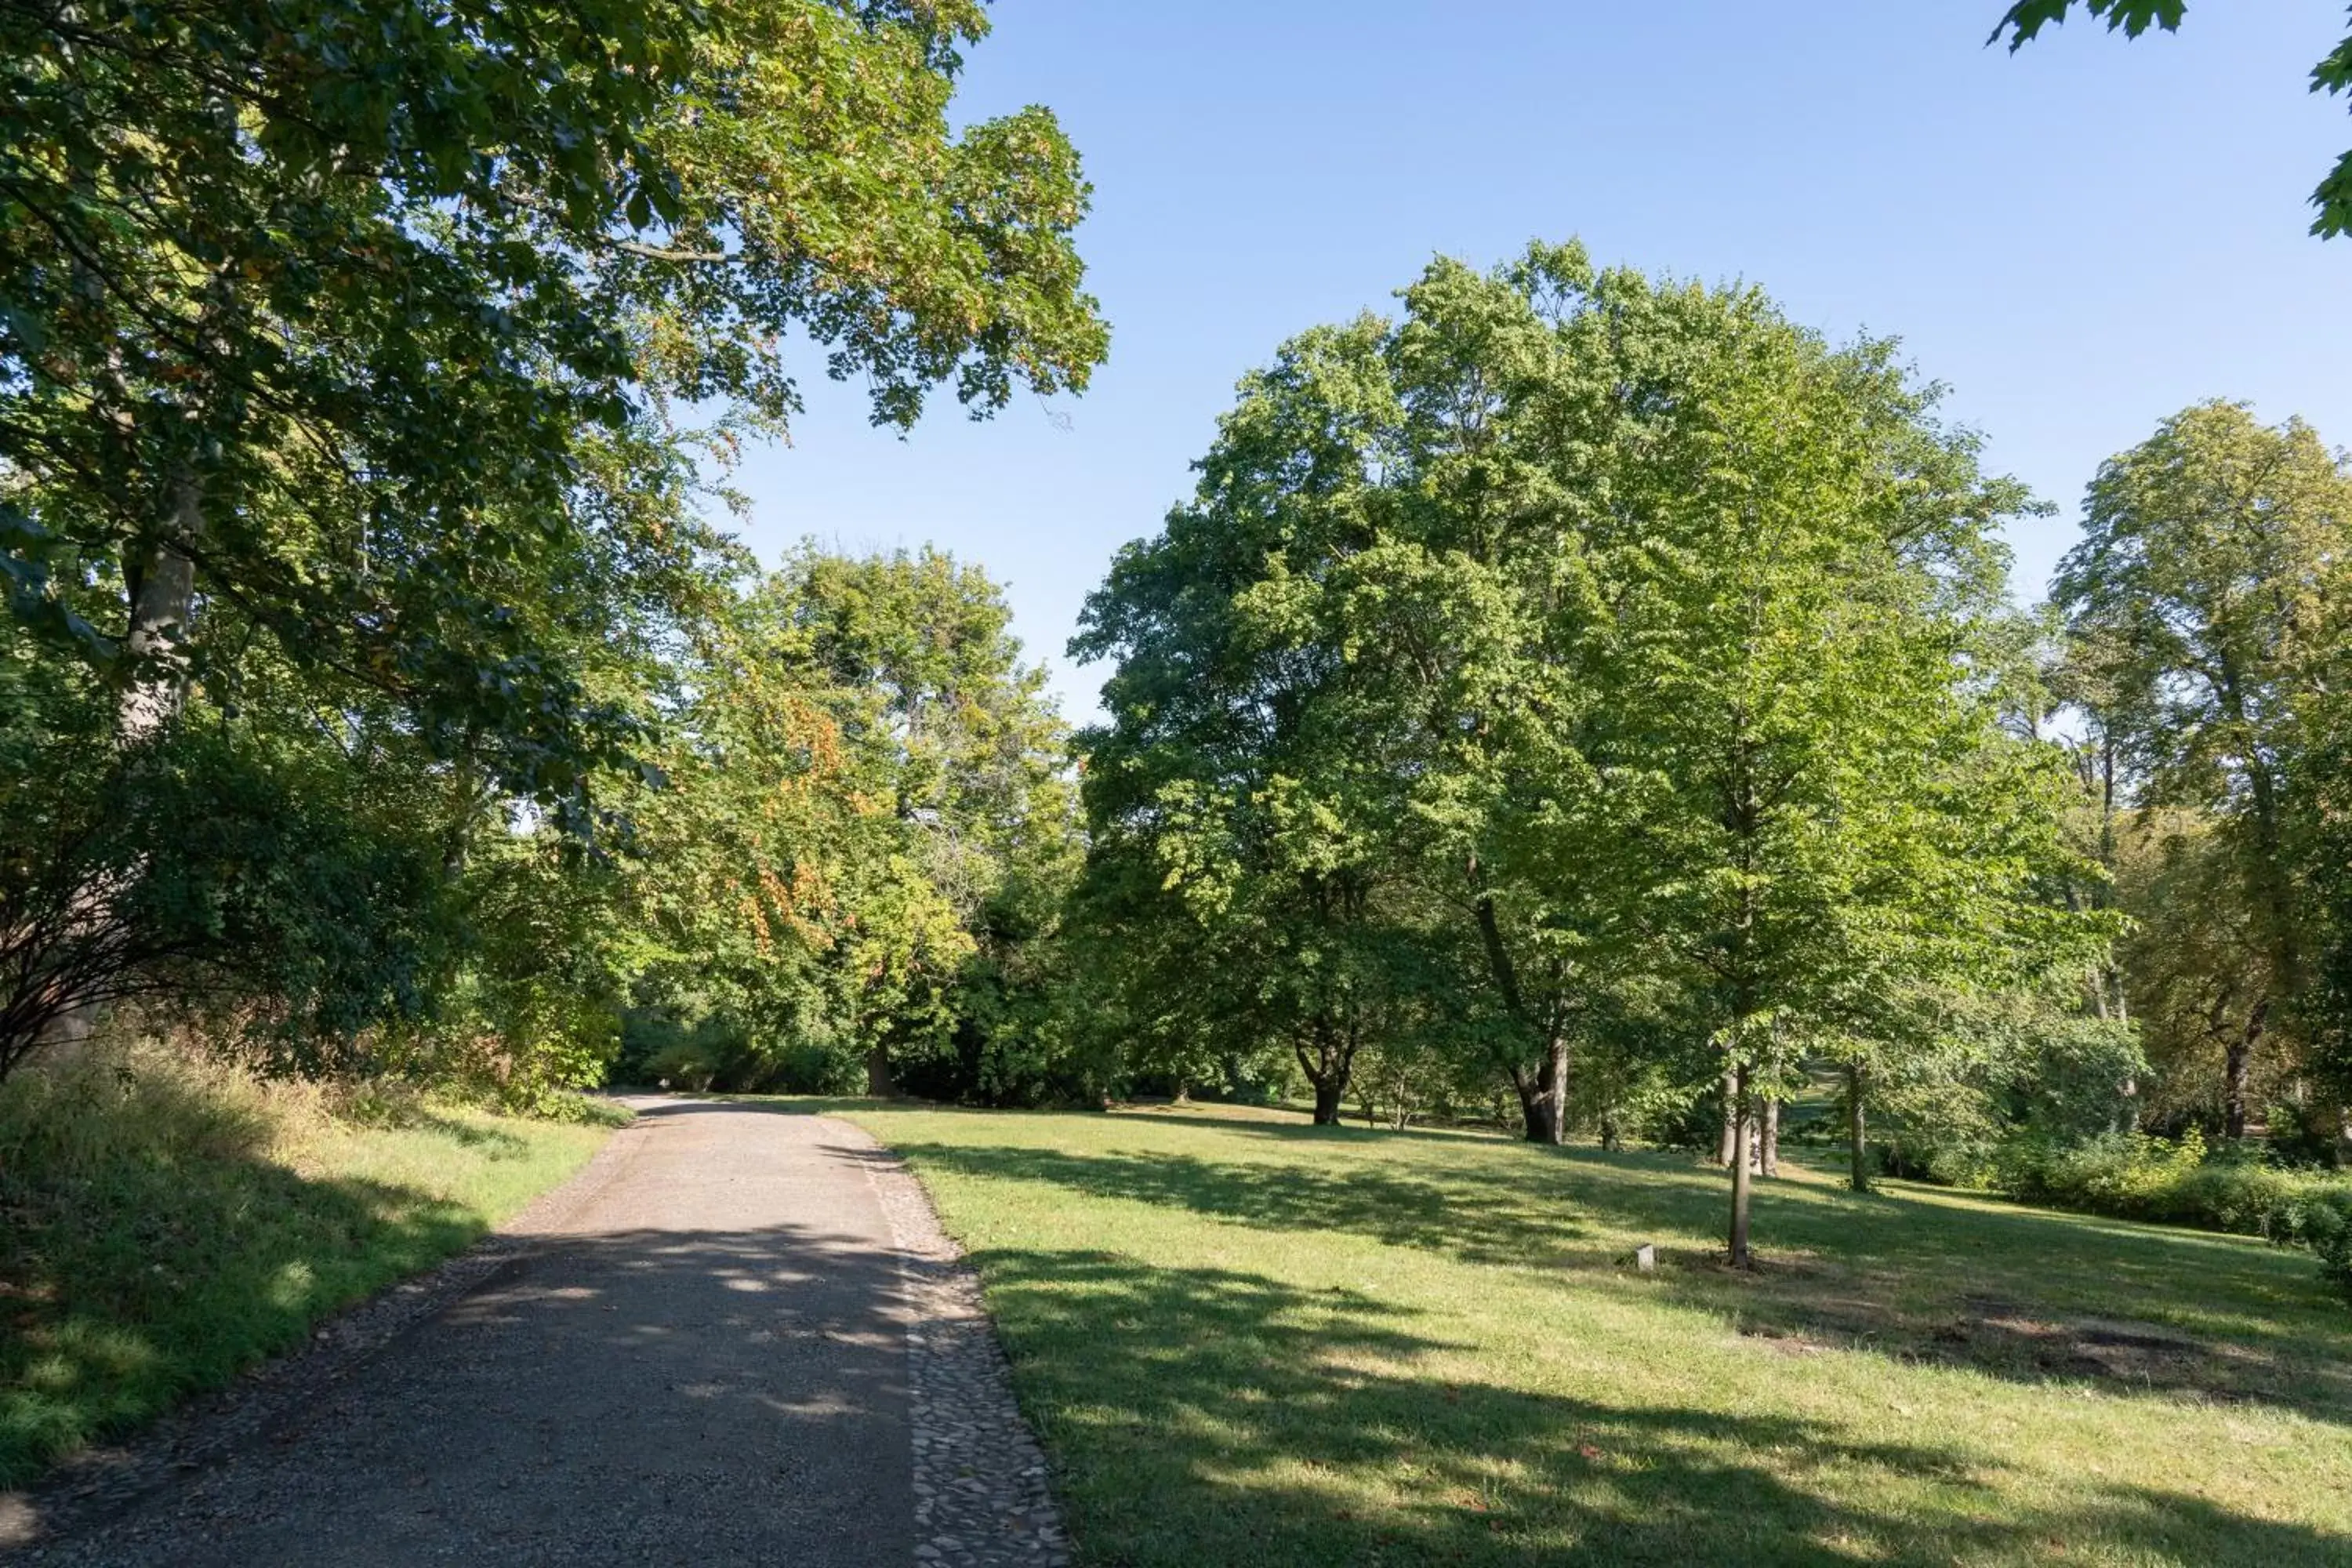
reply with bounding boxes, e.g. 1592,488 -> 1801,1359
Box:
2,1099 -> 1069,1568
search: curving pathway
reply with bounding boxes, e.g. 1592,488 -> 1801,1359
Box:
6,1101 -> 1068,1568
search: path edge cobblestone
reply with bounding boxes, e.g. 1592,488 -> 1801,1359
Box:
828,1117 -> 1074,1568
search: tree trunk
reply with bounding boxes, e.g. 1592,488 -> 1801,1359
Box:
1760,1098 -> 1780,1178
1475,887 -> 1568,1147
1728,1068 -> 1755,1269
118,474 -> 204,742
1296,1026 -> 1354,1127
2224,1000 -> 2263,1142
1516,1092 -> 1552,1143
1718,1070 -> 1739,1167
35,477 -> 207,1057
1516,1035 -> 1569,1145
866,1042 -> 894,1099
1846,1063 -> 1870,1192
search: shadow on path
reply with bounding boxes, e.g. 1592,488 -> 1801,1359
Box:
28,1106 -> 916,1568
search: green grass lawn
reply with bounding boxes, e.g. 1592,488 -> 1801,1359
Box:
0,1045 -> 614,1486
836,1099 -> 2352,1566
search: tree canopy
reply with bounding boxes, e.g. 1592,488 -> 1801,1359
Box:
1,0 -> 1105,811
1075,241 -> 2113,1258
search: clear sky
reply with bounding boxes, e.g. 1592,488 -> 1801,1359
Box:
727,1 -> 2352,720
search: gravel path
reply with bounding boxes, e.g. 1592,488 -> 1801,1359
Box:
4,1100 -> 1069,1568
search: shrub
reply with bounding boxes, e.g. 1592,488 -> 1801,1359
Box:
1994,1130 -> 2352,1301
2264,1098 -> 2347,1169
533,1091 -> 635,1128
630,1025 -> 862,1096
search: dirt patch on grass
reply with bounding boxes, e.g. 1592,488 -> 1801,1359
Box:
1729,1286 -> 2295,1406
1953,1311 -> 2239,1389
1735,1323 -> 1833,1357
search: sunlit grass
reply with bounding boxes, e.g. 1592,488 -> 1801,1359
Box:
831,1098 -> 2352,1566
0,1043 -> 611,1486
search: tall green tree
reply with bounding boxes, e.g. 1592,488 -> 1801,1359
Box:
1537,269 -> 2098,1264
1073,241 -> 2105,1206
0,1 -> 1105,1078
2053,401 -> 2352,1137
777,546 -> 1076,1096
1073,368 -> 1438,1125
2302,668 -> 2352,1137
619,547 -> 1074,1098
1072,258 -> 1612,1142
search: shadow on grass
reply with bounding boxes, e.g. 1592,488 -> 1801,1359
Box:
975,1247 -> 2351,1567
0,1171 -> 490,1490
405,1109 -> 529,1153
1109,1105 -> 1516,1145
887,1123 -> 2352,1426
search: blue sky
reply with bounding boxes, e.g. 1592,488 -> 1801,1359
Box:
728,1 -> 2352,720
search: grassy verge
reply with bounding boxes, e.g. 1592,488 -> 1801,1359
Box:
830,1099 -> 2352,1566
0,1041 -> 613,1486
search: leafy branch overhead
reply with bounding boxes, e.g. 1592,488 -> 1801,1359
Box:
0,0 -> 1108,815
1992,1 -> 2352,238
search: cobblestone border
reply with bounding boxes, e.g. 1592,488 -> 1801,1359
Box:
831,1120 -> 1073,1568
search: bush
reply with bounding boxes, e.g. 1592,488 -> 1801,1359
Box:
533,1091 -> 635,1128
2284,1190 -> 2352,1295
1998,1129 -> 2212,1218
2264,1098 -> 2347,1168
625,1014 -> 862,1097
1995,1130 -> 2352,1301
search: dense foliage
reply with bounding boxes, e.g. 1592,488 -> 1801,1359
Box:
1059,252 -> 2352,1276
0,1 -> 1103,1104
1072,244 -> 2119,1261
6,2 -> 2351,1300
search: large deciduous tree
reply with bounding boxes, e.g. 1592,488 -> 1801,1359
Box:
779,547 -> 1076,1098
0,0 -> 1105,1079
1073,241 -> 2107,1216
1534,266 -> 2099,1265
2053,401 -> 2352,1138
1073,401 -> 1428,1125
1,0 -> 1105,791
620,547 -> 1074,1099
